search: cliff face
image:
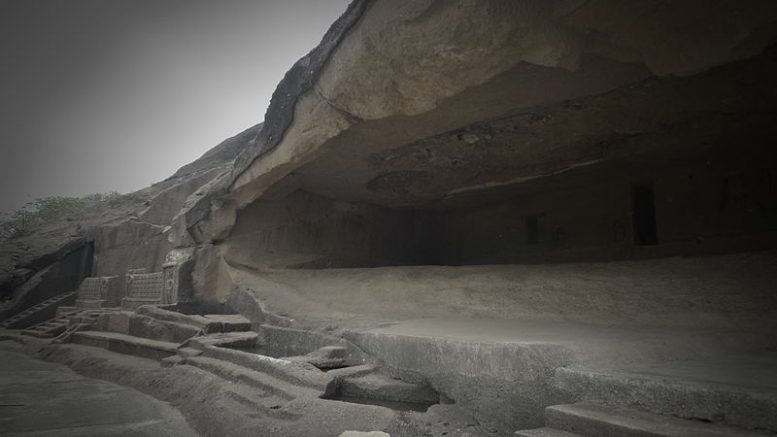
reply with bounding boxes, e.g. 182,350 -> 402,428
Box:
3,0 -> 777,311
157,0 -> 777,303
172,0 -> 777,247
0,124 -> 255,316
2,4 -> 777,434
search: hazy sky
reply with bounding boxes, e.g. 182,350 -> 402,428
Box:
0,0 -> 350,212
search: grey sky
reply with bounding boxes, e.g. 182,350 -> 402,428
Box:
0,0 -> 350,212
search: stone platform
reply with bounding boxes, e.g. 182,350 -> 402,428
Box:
342,317 -> 777,434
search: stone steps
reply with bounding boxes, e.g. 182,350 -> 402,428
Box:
120,297 -> 163,310
128,314 -> 203,343
186,330 -> 259,349
196,342 -> 331,391
514,428 -> 583,437
182,355 -> 305,401
71,330 -> 179,361
516,402 -> 771,437
333,372 -> 439,407
22,322 -> 67,338
90,307 -> 254,345
552,365 -> 777,432
134,306 -> 252,334
1,291 -> 77,328
167,355 -> 311,422
60,308 -> 254,362
53,310 -> 111,342
20,307 -> 95,338
202,314 -> 252,332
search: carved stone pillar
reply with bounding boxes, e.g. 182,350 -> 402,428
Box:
161,262 -> 178,305
161,248 -> 196,304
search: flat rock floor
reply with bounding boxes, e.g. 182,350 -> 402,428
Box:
0,340 -> 197,436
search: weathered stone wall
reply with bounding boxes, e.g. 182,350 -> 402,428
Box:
139,168 -> 223,226
1,241 -> 92,316
434,141 -> 777,264
91,220 -> 171,277
223,190 -> 422,269
223,137 -> 776,270
176,0 -> 777,251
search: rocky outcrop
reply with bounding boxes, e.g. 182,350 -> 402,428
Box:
169,1 -> 373,247
0,238 -> 91,321
0,123 -> 248,319
3,4 -> 777,435
4,0 -> 775,308
144,0 -> 777,303
172,0 -> 777,249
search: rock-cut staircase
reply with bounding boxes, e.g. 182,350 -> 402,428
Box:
1,291 -> 77,329
22,307 -> 99,339
515,402 -> 773,437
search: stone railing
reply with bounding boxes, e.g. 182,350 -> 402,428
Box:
75,276 -> 117,309
121,271 -> 164,309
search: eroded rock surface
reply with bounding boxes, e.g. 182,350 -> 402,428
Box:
0,124 -> 249,317
3,2 -> 777,436
174,0 -> 777,250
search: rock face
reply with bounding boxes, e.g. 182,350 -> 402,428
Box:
3,0 -> 760,306
3,2 -> 777,435
4,0 -> 774,316
182,0 -> 777,235
155,0 -> 777,302
0,124 -> 251,317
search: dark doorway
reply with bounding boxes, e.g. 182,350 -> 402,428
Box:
526,214 -> 541,245
632,182 -> 658,245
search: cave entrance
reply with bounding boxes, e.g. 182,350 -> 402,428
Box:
227,140 -> 777,270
